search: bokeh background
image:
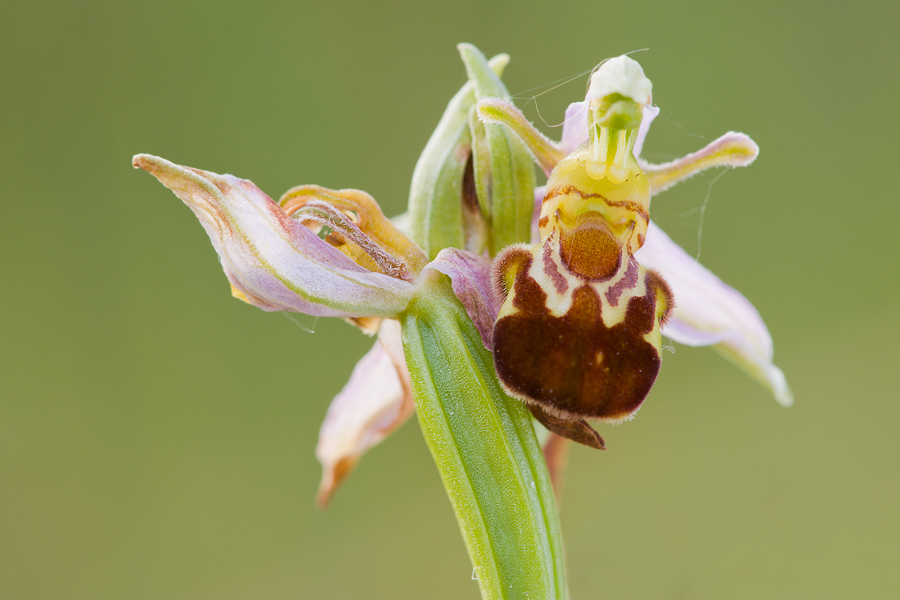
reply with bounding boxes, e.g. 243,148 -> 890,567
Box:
2,1 -> 898,598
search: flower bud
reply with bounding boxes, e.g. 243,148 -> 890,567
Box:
408,51 -> 509,258
458,43 -> 536,254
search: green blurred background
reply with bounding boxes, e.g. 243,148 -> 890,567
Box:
2,1 -> 898,598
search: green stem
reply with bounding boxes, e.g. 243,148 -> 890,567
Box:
401,273 -> 567,600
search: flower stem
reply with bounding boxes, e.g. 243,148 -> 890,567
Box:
401,272 -> 567,600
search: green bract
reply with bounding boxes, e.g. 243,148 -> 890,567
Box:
403,273 -> 565,600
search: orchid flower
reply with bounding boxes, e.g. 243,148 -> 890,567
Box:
135,45 -> 789,600
321,54 -> 791,498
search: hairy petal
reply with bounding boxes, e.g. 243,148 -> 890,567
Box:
477,97 -> 566,176
640,131 -> 759,195
636,222 -> 792,406
315,320 -> 413,507
423,248 -> 500,350
134,154 -> 413,318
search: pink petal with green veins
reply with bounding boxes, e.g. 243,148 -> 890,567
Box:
133,154 -> 414,318
316,319 -> 413,507
635,221 -> 793,406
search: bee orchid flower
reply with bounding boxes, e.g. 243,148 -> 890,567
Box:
516,87 -> 792,411
476,56 -> 791,447
315,55 -> 791,499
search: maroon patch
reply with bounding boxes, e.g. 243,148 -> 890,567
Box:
542,241 -> 568,294
511,258 -> 548,315
493,282 -> 663,422
605,255 -> 639,306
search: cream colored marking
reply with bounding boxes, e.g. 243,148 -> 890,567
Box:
527,234 -> 647,330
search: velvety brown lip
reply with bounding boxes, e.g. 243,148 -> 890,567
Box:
493,278 -> 668,424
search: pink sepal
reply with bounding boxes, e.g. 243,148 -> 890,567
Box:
424,248 -> 501,349
134,154 -> 414,318
636,222 -> 792,406
315,320 -> 413,506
